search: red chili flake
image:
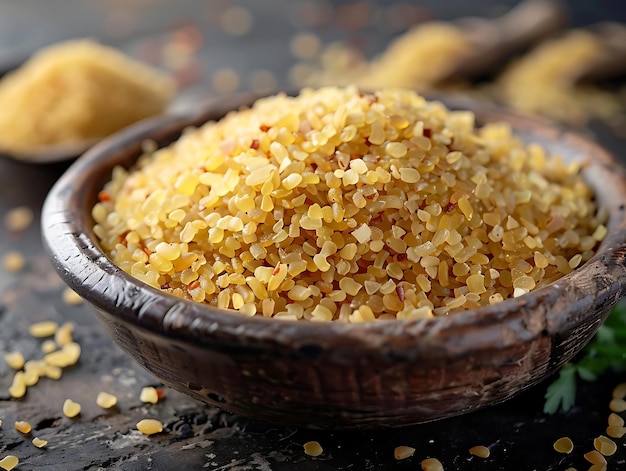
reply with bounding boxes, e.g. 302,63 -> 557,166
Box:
365,138 -> 372,146
368,96 -> 378,104
396,284 -> 405,302
156,389 -> 166,400
272,265 -> 281,275
160,282 -> 171,290
445,202 -> 457,213
371,156 -> 380,163
250,139 -> 259,150
188,280 -> 201,290
142,248 -> 152,257
358,92 -> 365,98
365,192 -> 378,200
397,253 -> 408,262
120,230 -> 130,246
260,124 -> 270,132
98,190 -> 111,202
423,128 -> 432,138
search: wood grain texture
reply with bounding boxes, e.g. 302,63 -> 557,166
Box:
42,92 -> 626,428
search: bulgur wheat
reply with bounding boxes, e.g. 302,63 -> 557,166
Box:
93,87 -> 605,321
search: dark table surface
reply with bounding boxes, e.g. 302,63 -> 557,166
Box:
1,1 -> 626,470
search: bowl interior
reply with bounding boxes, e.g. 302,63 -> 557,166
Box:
41,91 -> 626,427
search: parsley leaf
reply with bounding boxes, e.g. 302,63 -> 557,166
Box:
544,364 -> 577,414
544,302 -> 626,414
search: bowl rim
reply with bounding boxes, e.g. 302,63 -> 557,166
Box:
41,90 -> 626,356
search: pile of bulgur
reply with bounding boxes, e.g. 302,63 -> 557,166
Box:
92,87 -> 605,322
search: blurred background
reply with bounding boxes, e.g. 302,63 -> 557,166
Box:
1,0 -> 624,131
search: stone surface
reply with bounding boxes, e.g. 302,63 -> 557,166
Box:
1,1 -> 626,469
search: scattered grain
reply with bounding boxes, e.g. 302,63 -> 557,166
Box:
15,420 -> 31,434
62,288 -> 83,305
32,437 -> 48,448
4,352 -> 24,370
584,450 -> 607,466
140,386 -> 159,404
421,457 -> 444,471
394,446 -> 415,460
608,412 -> 624,427
594,435 -> 617,456
3,206 -> 33,232
0,455 -> 19,471
469,445 -> 490,458
609,398 -> 626,413
45,342 -> 81,367
29,321 -> 58,338
136,418 -> 163,435
553,436 -> 574,454
303,441 -> 323,457
54,323 -> 74,346
0,40 -> 174,155
2,251 -> 25,273
41,340 -> 57,354
96,392 -> 118,409
8,371 -> 26,399
606,425 -> 626,438
612,382 -> 626,399
63,399 -> 81,418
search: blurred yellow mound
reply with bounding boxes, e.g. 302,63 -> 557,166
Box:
0,39 -> 176,155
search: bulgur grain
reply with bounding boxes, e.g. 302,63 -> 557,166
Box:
63,399 -> 81,418
32,437 -> 48,448
303,441 -> 323,457
553,437 -> 574,454
29,321 -> 58,338
593,435 -> 617,456
41,340 -> 57,354
584,450 -> 607,465
606,425 -> 626,438
96,392 -> 118,409
45,342 -> 81,367
469,445 -> 490,458
62,288 -> 83,305
2,251 -> 25,273
136,419 -> 163,435
15,421 -> 31,434
609,398 -> 626,413
0,455 -> 18,471
8,371 -> 26,399
4,352 -> 24,370
93,87 -> 605,321
612,382 -> 626,399
140,386 -> 159,404
393,446 -> 415,460
54,323 -> 74,346
421,457 -> 444,471
3,206 -> 33,232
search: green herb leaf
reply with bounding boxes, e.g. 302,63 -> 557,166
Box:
544,302 -> 626,414
544,364 -> 577,414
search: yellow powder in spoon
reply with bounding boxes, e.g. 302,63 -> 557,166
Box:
0,39 -> 175,156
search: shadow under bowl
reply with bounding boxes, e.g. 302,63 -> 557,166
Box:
42,92 -> 626,429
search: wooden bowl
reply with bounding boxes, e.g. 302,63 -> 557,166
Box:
42,92 -> 626,429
